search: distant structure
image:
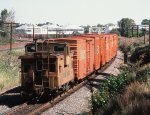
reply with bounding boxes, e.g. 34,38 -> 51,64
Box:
89,26 -> 103,34
62,25 -> 84,35
104,24 -> 119,33
15,24 -> 47,35
42,24 -> 62,35
139,25 -> 149,31
15,24 -> 84,37
88,24 -> 119,34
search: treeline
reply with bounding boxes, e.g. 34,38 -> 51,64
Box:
117,18 -> 150,37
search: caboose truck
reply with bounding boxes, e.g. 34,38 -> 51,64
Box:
19,41 -> 74,97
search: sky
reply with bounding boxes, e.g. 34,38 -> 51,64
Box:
0,0 -> 150,26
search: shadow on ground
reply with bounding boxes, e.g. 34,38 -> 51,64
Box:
86,72 -> 113,90
0,86 -> 26,107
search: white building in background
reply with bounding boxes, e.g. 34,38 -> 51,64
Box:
16,24 -> 84,35
42,24 -> 62,35
15,24 -> 47,35
139,25 -> 149,31
62,25 -> 84,35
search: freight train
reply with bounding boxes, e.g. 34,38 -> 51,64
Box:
19,34 -> 118,97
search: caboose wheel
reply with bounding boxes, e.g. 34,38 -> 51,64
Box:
65,83 -> 70,91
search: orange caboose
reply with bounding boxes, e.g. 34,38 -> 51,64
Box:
19,41 -> 75,95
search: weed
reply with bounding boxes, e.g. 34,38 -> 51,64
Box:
0,49 -> 24,92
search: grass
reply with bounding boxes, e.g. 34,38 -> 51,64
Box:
103,81 -> 150,115
0,49 -> 24,92
130,45 -> 150,65
0,37 -> 15,45
117,79 -> 150,115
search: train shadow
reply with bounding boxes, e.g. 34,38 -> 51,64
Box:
96,72 -> 114,78
86,72 -> 113,90
0,87 -> 51,107
0,86 -> 26,107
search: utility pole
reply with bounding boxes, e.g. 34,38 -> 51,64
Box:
33,25 -> 37,52
127,27 -> 128,37
47,27 -> 48,39
4,22 -> 17,52
33,25 -> 35,41
132,26 -> 133,37
144,29 -> 146,44
149,24 -> 150,45
137,25 -> 139,38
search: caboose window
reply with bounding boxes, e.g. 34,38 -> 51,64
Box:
37,61 -> 42,70
24,64 -> 31,73
26,45 -> 35,52
54,45 -> 65,52
49,64 -> 56,72
49,58 -> 56,72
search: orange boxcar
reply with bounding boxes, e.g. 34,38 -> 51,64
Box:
99,35 -> 106,66
71,36 -> 95,76
109,34 -> 114,60
77,35 -> 101,70
82,34 -> 106,67
114,34 -> 118,56
103,34 -> 115,62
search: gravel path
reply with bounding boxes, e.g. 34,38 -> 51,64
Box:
42,51 -> 124,115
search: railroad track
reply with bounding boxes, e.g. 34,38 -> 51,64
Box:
3,57 -> 115,115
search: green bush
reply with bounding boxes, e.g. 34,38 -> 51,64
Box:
128,31 -> 144,38
130,45 -> 150,64
136,67 -> 150,82
92,91 -> 110,109
92,67 -> 133,112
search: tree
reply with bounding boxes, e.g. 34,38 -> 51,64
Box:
141,19 -> 150,25
105,23 -> 114,26
1,9 -> 8,22
118,18 -> 135,37
6,9 -> 15,23
97,24 -> 103,27
0,9 -> 15,38
83,25 -> 91,33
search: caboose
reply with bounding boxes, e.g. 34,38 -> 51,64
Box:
19,41 -> 74,96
